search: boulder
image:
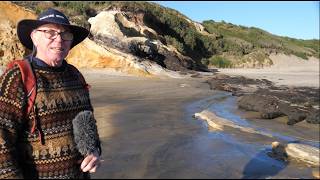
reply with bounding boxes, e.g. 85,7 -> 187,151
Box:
238,94 -> 284,119
270,141 -> 320,167
305,109 -> 320,124
89,10 -> 202,72
278,102 -> 308,125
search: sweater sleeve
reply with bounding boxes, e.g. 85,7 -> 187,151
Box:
0,66 -> 26,179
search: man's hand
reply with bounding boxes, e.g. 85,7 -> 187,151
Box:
80,150 -> 101,173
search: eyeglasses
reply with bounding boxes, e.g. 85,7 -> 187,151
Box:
35,29 -> 74,41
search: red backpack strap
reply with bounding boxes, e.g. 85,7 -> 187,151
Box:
6,59 -> 41,143
6,59 -> 36,115
68,65 -> 91,91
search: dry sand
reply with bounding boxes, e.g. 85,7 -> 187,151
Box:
217,54 -> 319,87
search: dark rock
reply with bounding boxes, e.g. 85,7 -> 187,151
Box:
278,103 -> 308,125
163,54 -> 189,71
205,65 -> 319,127
238,94 -> 308,124
128,39 -> 196,71
305,109 -> 320,124
85,8 -> 97,17
238,95 -> 265,112
190,73 -> 202,78
178,71 -> 188,75
238,94 -> 283,119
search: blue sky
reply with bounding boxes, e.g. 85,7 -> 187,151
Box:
153,1 -> 319,40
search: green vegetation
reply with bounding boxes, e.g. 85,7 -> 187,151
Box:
292,51 -> 308,60
202,20 -> 319,59
54,2 -> 89,15
13,1 -> 319,68
164,35 -> 185,54
203,56 -> 233,68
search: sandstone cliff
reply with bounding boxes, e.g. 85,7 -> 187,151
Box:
87,9 -> 198,72
0,2 -> 35,66
0,2 -> 181,77
2,1 -> 319,74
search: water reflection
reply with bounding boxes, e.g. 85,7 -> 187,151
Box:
242,148 -> 288,179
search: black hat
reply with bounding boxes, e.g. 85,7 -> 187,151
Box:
17,8 -> 89,50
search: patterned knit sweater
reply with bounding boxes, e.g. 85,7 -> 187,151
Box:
0,60 -> 101,179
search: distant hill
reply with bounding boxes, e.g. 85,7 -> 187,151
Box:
8,1 -> 320,70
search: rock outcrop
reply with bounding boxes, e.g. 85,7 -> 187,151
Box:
88,9 -> 198,72
270,141 -> 320,167
0,2 -> 182,77
194,110 -> 273,137
0,2 -> 36,66
206,74 -> 320,125
237,88 -> 319,125
67,38 -> 183,78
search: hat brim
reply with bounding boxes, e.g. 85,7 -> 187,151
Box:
17,19 -> 89,50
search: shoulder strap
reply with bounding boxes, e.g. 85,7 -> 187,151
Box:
6,59 -> 36,115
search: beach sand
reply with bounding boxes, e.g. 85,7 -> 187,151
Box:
84,71 -> 215,178
81,67 -> 318,178
217,54 -> 319,87
0,53 -> 318,178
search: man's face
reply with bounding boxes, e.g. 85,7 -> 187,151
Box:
31,23 -> 73,67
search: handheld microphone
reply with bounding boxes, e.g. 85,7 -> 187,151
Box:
72,110 -> 99,156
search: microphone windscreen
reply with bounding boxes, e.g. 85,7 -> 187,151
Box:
72,110 -> 99,156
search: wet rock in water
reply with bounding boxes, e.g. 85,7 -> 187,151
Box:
286,143 -> 320,167
278,103 -> 308,125
259,98 -> 283,119
237,89 -> 317,125
270,141 -> 320,167
238,94 -> 266,112
238,94 -> 284,119
305,109 -> 320,124
207,74 -> 319,126
218,84 -> 238,93
269,141 -> 289,161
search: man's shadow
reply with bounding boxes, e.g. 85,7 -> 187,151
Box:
241,148 -> 288,179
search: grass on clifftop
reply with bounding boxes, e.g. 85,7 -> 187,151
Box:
12,1 -> 319,69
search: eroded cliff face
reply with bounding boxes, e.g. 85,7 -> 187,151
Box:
88,9 -> 199,72
0,2 -> 187,77
67,38 -> 153,77
0,2 -> 35,66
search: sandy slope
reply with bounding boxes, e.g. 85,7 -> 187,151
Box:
217,54 -> 319,87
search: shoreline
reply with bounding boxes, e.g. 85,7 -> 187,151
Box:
0,53 -> 318,178
83,70 -> 318,178
88,75 -> 217,178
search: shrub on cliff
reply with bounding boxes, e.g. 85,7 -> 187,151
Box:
204,56 -> 233,68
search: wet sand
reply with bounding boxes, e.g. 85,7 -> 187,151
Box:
84,71 -> 213,178
81,69 -> 318,179
0,64 -> 318,178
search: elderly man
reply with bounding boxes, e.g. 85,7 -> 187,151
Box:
0,8 -> 101,179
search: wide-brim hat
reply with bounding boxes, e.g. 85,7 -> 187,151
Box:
17,8 -> 89,50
